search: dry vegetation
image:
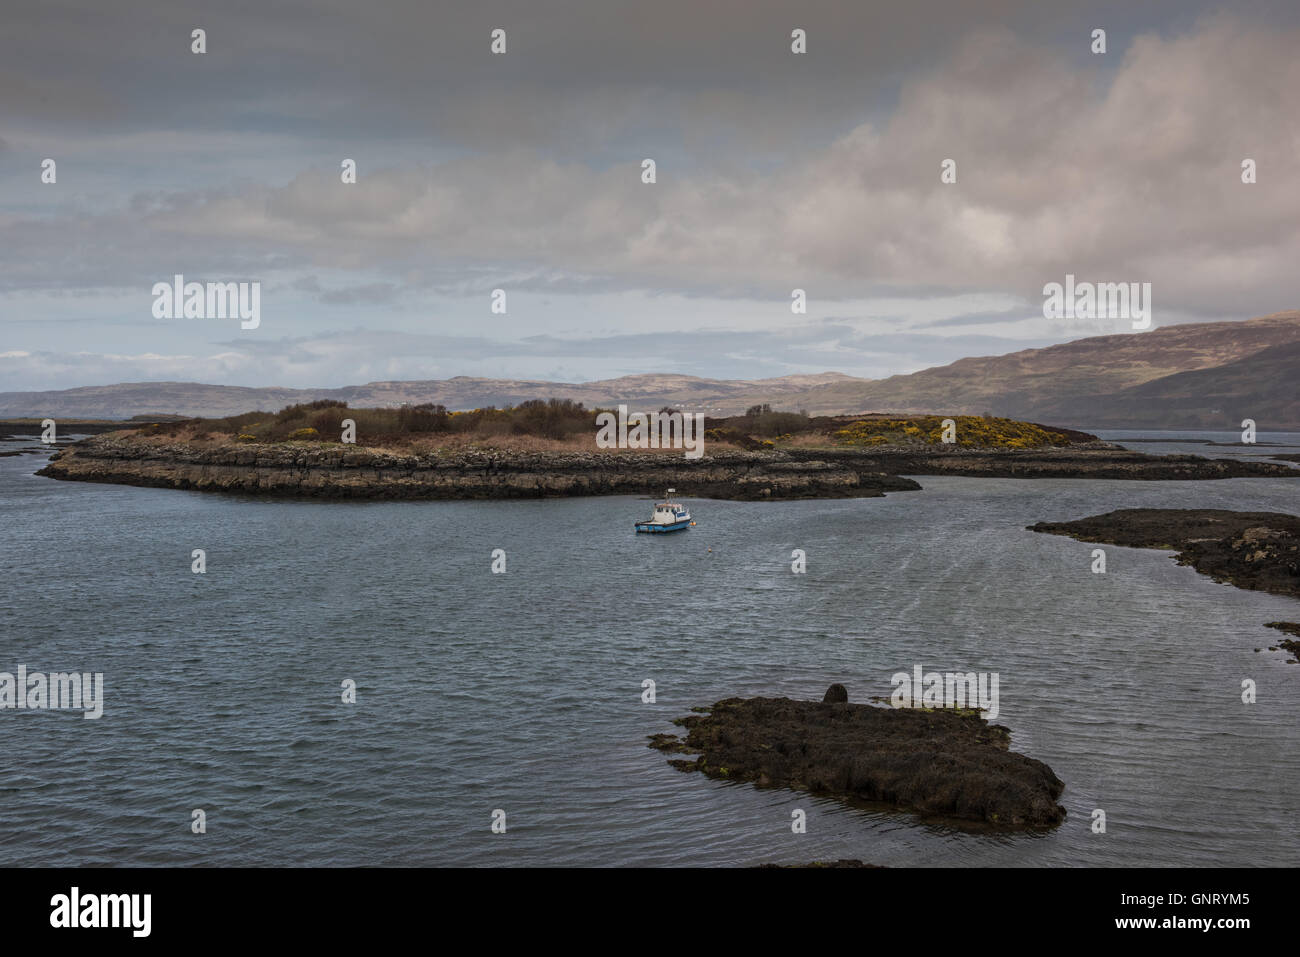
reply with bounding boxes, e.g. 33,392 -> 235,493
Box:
130,401 -> 1089,452
833,415 -> 1076,449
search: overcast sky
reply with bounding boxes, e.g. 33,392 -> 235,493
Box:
2,0 -> 1298,391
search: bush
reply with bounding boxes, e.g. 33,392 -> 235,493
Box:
397,403 -> 449,433
168,397 -> 640,447
834,415 -> 1071,449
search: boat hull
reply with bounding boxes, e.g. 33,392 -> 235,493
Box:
634,520 -> 691,533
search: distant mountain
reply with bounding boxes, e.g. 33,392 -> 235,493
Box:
0,372 -> 855,420
3,312 -> 1297,428
791,311 -> 1300,427
1044,340 -> 1300,429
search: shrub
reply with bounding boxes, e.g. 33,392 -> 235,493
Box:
834,415 -> 1071,449
397,403 -> 449,433
287,427 -> 319,440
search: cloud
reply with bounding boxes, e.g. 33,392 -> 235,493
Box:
7,16 -> 1299,314
2,5 -> 1297,390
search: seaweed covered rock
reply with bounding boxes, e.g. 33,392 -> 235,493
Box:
1030,508 -> 1300,599
650,694 -> 1065,828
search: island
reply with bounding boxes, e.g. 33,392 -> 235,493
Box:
34,402 -> 1295,501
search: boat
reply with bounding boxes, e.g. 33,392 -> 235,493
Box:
635,489 -> 692,533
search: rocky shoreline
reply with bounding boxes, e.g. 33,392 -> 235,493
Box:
1030,509 -> 1300,665
1029,508 -> 1300,599
37,436 -> 922,501
35,434 -> 1296,501
649,687 -> 1066,829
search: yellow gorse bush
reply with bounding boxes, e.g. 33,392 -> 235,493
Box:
834,415 -> 1068,449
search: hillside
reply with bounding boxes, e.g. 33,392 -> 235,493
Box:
792,311 -> 1300,425
0,372 -> 854,420
3,312 -> 1297,428
1032,340 -> 1300,429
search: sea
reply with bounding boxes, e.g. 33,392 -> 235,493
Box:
1,430 -> 1297,866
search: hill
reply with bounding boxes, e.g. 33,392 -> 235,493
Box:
3,312 -> 1297,428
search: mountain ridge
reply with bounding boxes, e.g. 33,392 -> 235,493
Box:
3,312 -> 1297,428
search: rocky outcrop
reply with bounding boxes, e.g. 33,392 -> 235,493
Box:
35,435 -> 1294,501
822,683 -> 849,703
1029,509 -> 1300,599
36,436 -> 920,501
1264,622 -> 1300,663
839,445 -> 1297,480
649,688 -> 1066,829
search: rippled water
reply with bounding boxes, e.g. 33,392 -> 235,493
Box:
2,434 -> 1298,866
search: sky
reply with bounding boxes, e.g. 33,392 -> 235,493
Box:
2,0 -> 1298,391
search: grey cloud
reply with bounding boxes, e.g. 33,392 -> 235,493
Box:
4,2 -> 1299,392
7,15 -> 1299,316
919,308 -> 1039,329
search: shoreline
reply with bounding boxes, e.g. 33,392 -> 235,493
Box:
1030,508 -> 1300,664
1029,508 -> 1300,600
35,434 -> 1297,502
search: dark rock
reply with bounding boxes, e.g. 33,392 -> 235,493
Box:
1265,622 -> 1300,662
1029,508 -> 1300,599
35,436 -> 924,501
649,694 -> 1066,829
822,683 -> 848,703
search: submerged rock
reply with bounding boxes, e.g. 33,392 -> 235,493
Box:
649,693 -> 1065,828
1265,622 -> 1300,663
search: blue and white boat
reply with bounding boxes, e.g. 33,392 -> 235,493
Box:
635,490 -> 692,533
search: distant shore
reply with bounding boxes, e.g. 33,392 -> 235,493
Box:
0,417 -> 180,436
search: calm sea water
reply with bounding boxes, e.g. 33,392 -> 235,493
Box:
1097,429 -> 1300,464
1,432 -> 1298,867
